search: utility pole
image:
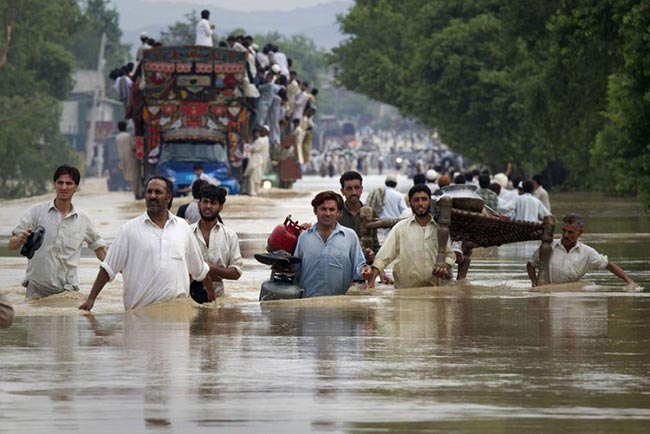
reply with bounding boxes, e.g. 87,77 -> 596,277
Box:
85,32 -> 107,175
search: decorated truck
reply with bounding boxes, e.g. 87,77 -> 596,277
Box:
129,46 -> 250,198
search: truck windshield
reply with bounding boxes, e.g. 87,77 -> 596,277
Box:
161,142 -> 227,163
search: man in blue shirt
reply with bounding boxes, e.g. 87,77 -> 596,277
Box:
294,191 -> 372,297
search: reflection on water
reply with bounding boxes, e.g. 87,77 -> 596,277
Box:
1,293 -> 649,432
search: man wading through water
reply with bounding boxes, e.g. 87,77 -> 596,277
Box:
368,184 -> 455,289
10,165 -> 106,300
79,177 -> 214,311
189,184 -> 243,301
293,191 -> 373,297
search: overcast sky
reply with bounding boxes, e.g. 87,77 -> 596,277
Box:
143,0 -> 345,12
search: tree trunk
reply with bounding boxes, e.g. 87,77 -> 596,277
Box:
0,21 -> 13,70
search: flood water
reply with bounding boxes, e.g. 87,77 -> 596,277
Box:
1,176 -> 649,433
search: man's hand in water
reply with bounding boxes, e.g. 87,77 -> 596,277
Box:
379,271 -> 393,285
432,263 -> 451,279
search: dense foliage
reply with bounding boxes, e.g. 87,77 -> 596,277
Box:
332,0 -> 650,203
0,0 -> 127,198
0,0 -> 78,197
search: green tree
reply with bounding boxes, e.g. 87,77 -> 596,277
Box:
332,0 -> 650,204
591,1 -> 650,203
255,32 -> 328,86
160,11 -> 199,46
0,0 -> 80,198
0,95 -> 75,196
68,0 -> 130,70
332,0 -> 527,170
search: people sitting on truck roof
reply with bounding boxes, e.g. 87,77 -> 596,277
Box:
269,45 -> 290,79
257,44 -> 272,70
292,81 -> 310,121
286,71 -> 300,115
227,35 -> 246,52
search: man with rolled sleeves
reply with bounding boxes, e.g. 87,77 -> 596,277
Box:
368,184 -> 455,289
9,165 -> 106,300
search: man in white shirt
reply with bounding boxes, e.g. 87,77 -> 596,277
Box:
190,185 -> 242,300
79,177 -> 213,311
226,35 -> 246,52
291,81 -> 309,121
135,32 -> 151,62
285,71 -> 300,116
532,174 -> 551,212
9,165 -> 107,300
244,125 -> 270,196
115,121 -> 138,191
527,213 -> 636,287
183,179 -> 209,225
113,67 -> 132,114
270,45 -> 289,79
291,118 -> 305,164
380,174 -> 407,220
506,180 -> 549,222
369,184 -> 455,288
192,164 -> 219,186
256,44 -> 271,71
493,172 -> 518,213
195,9 -> 214,47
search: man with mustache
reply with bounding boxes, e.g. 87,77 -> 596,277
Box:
293,191 -> 373,297
368,184 -> 455,289
79,176 -> 213,311
338,171 -> 392,284
527,213 -> 636,287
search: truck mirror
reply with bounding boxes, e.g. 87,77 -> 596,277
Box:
147,147 -> 160,165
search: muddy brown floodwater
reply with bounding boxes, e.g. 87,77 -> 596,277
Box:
1,175 -> 649,433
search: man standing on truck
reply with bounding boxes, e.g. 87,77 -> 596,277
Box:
136,32 -> 150,62
195,9 -> 214,47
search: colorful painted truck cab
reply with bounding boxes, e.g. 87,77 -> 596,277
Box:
129,46 -> 250,197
